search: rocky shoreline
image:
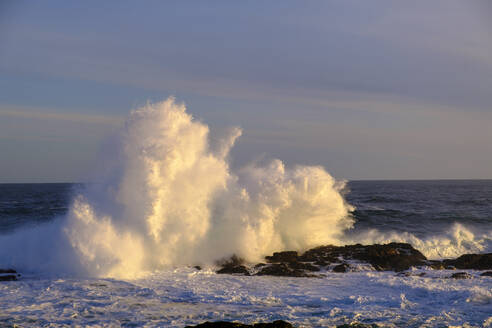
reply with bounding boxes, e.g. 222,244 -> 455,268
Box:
215,243 -> 492,278
1,243 -> 491,282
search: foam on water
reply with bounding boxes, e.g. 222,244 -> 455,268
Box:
0,268 -> 491,327
346,223 -> 492,260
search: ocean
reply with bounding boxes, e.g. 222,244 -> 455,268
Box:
1,180 -> 491,327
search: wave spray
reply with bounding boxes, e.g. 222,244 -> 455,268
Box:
66,98 -> 353,278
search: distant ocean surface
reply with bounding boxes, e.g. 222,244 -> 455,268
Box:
1,180 -> 491,327
2,180 -> 491,240
347,180 -> 492,238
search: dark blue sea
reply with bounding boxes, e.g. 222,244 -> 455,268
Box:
1,180 -> 491,239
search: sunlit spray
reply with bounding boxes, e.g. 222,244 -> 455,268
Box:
66,98 -> 353,278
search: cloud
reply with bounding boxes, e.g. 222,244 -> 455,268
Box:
1,1 -> 490,114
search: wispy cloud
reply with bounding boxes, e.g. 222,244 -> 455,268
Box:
0,105 -> 124,126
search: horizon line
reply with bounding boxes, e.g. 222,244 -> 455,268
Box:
1,178 -> 492,185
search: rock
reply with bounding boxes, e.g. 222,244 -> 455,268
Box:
397,271 -> 427,277
349,243 -> 427,272
255,263 -> 314,277
0,269 -> 19,281
337,323 -> 379,328
0,275 -> 18,281
214,244 -> 491,278
298,243 -> 428,272
427,261 -> 445,270
442,253 -> 492,270
288,261 -> 320,272
185,320 -> 294,328
480,271 -> 492,277
194,266 -> 202,270
450,272 -> 472,279
216,255 -> 250,276
265,251 -> 298,263
217,265 -> 250,275
253,321 -> 293,328
298,245 -> 339,264
333,263 -> 350,273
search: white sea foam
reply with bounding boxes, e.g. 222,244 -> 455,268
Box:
0,269 -> 490,327
347,223 -> 492,259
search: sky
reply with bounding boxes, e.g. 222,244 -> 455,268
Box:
0,0 -> 491,182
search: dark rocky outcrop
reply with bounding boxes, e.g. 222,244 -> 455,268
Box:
216,255 -> 250,275
442,253 -> 492,270
397,271 -> 426,277
336,323 -> 379,328
215,244 -> 492,277
0,269 -> 19,281
480,271 -> 492,277
255,263 -> 315,277
340,243 -> 427,272
292,243 -> 427,272
333,263 -> 350,273
185,320 -> 293,328
265,251 -> 299,263
450,272 -> 472,279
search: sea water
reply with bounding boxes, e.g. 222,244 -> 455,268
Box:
1,181 -> 491,327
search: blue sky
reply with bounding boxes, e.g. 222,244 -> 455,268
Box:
1,1 -> 491,182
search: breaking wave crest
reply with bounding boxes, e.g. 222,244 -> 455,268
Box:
346,223 -> 492,260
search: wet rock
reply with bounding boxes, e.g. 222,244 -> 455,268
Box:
0,275 -> 18,281
349,243 -> 427,272
314,259 -> 330,266
274,243 -> 427,273
450,272 -> 472,279
185,320 -> 294,328
397,271 -> 426,277
0,269 -> 20,281
265,251 -> 298,263
214,244 -> 491,278
427,261 -> 445,270
216,255 -> 250,275
252,322 -> 293,328
217,265 -> 250,275
298,245 -> 339,264
299,243 -> 427,272
333,263 -> 350,273
480,271 -> 492,277
255,263 -> 314,277
442,253 -> 492,270
288,261 -> 320,272
336,323 -> 379,328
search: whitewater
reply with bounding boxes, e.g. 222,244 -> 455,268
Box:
1,98 -> 491,327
